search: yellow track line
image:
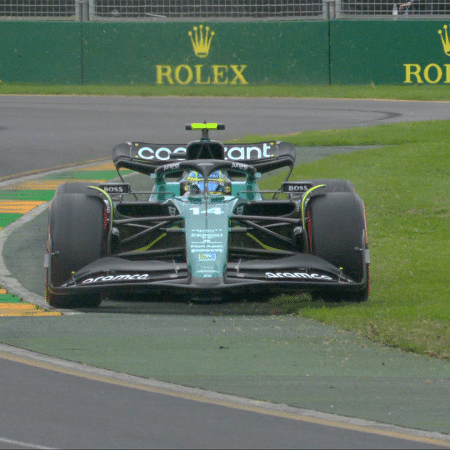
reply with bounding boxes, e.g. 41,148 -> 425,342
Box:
0,303 -> 61,316
0,200 -> 46,214
2,179 -> 107,191
80,162 -> 117,171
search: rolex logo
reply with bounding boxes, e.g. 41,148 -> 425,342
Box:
156,24 -> 247,86
188,25 -> 215,58
438,24 -> 450,56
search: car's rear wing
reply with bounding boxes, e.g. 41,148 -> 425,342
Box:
112,141 -> 296,176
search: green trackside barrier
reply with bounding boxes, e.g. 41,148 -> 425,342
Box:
1,20 -> 449,86
330,20 -> 450,85
0,21 -> 82,84
81,21 -> 330,85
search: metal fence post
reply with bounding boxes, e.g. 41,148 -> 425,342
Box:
335,0 -> 342,18
82,0 -> 89,20
75,0 -> 81,21
76,0 -> 90,21
323,0 -> 336,19
88,0 -> 96,20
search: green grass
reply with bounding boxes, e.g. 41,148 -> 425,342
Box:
1,83 -> 450,101
240,120 -> 450,147
251,119 -> 450,360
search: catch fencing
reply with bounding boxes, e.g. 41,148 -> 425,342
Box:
0,0 -> 449,20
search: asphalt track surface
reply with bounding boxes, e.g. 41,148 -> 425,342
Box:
2,95 -> 450,178
1,96 -> 450,448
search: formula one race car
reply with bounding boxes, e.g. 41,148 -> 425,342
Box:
45,123 -> 369,308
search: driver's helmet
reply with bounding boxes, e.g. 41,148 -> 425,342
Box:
186,170 -> 226,195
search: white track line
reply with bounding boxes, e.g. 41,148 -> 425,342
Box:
0,436 -> 55,450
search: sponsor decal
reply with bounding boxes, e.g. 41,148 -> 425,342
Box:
99,184 -> 131,194
189,206 -> 224,216
439,24 -> 450,56
227,144 -> 274,160
191,232 -> 224,238
137,146 -> 186,161
265,272 -> 333,281
156,25 -> 248,86
404,24 -> 450,84
156,64 -> 248,86
162,162 -> 181,172
136,143 -> 274,161
282,182 -> 313,194
404,63 -> 450,84
199,253 -> 216,261
81,274 -> 150,284
190,228 -> 225,253
231,162 -> 250,171
189,25 -> 214,58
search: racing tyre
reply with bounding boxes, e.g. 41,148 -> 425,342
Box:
308,178 -> 355,194
46,191 -> 107,308
53,182 -> 101,196
307,192 -> 369,302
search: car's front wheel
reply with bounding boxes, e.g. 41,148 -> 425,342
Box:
46,189 -> 107,309
307,191 -> 369,302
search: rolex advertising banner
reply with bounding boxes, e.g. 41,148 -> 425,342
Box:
0,20 -> 449,86
81,21 -> 329,85
330,20 -> 450,85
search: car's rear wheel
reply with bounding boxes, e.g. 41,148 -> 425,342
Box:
46,190 -> 107,308
307,192 -> 369,302
53,182 -> 100,196
309,178 -> 355,194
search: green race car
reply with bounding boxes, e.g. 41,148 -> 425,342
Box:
45,123 -> 369,308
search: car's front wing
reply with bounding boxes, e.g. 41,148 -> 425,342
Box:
48,252 -> 369,299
